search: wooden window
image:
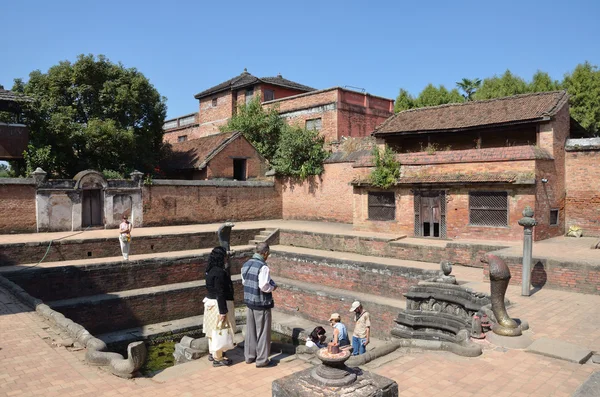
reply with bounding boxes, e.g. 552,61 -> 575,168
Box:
264,90 -> 275,101
306,118 -> 322,131
212,97 -> 218,107
178,135 -> 187,143
469,191 -> 508,227
368,192 -> 395,221
550,209 -> 559,226
245,88 -> 254,105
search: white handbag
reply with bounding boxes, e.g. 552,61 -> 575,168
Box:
211,319 -> 234,352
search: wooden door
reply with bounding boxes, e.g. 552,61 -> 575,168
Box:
415,191 -> 445,238
82,189 -> 103,227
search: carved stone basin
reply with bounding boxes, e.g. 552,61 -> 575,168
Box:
311,348 -> 357,387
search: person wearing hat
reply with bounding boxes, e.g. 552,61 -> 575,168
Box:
329,313 -> 350,347
349,301 -> 370,355
118,214 -> 132,260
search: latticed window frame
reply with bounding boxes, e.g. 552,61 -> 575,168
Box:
468,191 -> 509,227
368,191 -> 396,221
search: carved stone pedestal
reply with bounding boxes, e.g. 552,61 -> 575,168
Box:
272,348 -> 398,397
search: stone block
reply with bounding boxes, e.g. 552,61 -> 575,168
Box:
526,337 -> 593,364
272,367 -> 398,397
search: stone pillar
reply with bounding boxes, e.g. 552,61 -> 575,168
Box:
31,167 -> 47,186
518,207 -> 537,296
130,170 -> 144,187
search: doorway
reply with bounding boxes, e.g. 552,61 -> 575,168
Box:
82,189 -> 103,227
233,159 -> 247,181
414,190 -> 446,238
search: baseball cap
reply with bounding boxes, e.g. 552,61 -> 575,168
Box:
349,301 -> 361,312
329,313 -> 341,321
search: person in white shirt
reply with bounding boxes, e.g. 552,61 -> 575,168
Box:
118,214 -> 132,260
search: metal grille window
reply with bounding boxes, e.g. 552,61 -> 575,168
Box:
306,118 -> 322,131
177,135 -> 187,143
469,192 -> 508,227
245,88 -> 254,105
163,120 -> 178,129
368,192 -> 395,221
179,115 -> 196,126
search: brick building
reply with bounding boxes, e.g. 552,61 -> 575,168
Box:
353,91 -> 571,242
162,69 -> 394,145
0,85 -> 32,160
163,131 -> 267,180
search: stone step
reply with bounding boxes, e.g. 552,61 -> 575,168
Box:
1,246 -> 255,301
273,276 -> 405,339
46,276 -> 244,335
0,228 -> 264,266
269,245 -> 444,300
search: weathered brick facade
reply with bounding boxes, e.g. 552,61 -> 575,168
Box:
0,182 -> 37,234
142,181 -> 281,226
565,143 -> 600,237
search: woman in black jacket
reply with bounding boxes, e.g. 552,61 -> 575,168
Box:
203,246 -> 236,366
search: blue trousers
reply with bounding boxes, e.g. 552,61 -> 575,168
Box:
352,336 -> 367,355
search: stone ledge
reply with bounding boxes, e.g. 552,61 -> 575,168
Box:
150,179 -> 274,187
0,178 -> 36,185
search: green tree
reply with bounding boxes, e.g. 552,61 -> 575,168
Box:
563,62 -> 600,136
220,96 -> 285,162
0,163 -> 12,178
394,88 -> 416,112
271,125 -> 329,178
369,145 -> 400,189
415,84 -> 464,107
529,70 -> 561,92
474,70 -> 529,100
11,54 -> 166,177
456,78 -> 482,101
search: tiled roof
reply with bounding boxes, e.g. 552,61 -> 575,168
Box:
0,87 -> 33,103
194,70 -> 315,99
352,172 -> 535,186
166,131 -> 242,170
374,91 -> 569,135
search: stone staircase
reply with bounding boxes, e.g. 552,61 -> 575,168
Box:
248,228 -> 278,245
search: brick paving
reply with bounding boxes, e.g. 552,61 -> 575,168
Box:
1,278 -> 598,396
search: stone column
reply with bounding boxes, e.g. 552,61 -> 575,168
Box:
518,207 -> 537,296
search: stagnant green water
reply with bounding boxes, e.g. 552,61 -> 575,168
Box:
138,331 -> 297,374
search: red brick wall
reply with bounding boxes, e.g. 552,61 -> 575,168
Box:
535,104 -> 569,240
483,255 -> 600,295
258,83 -> 308,102
142,183 -> 282,226
206,135 -> 267,180
269,252 -> 438,300
0,183 -> 37,234
0,230 -> 258,266
5,253 -> 251,301
197,91 -> 234,137
337,90 -> 393,139
273,285 -> 398,338
279,162 -> 356,223
353,185 -> 536,241
53,280 -> 244,335
565,149 -> 600,236
163,124 -> 201,144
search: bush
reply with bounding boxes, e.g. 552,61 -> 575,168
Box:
369,146 -> 400,188
271,125 -> 329,178
102,169 -> 125,179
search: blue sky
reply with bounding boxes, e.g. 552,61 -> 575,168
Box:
1,0 -> 599,119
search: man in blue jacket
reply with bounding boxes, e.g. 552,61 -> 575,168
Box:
241,242 -> 277,367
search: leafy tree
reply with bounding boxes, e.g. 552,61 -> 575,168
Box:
10,54 -> 166,177
394,89 -> 416,112
220,96 -> 285,162
529,71 -> 561,92
415,84 -> 464,108
474,70 -> 528,100
271,125 -> 329,178
563,62 -> 600,136
369,145 -> 400,189
456,78 -> 482,101
0,163 -> 12,178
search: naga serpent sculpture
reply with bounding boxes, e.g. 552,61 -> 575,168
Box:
488,254 -> 522,336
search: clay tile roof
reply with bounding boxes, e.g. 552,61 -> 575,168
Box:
166,131 -> 243,170
0,86 -> 33,103
194,70 -> 315,99
374,91 -> 569,136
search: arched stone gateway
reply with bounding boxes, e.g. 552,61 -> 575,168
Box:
34,169 -> 143,232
